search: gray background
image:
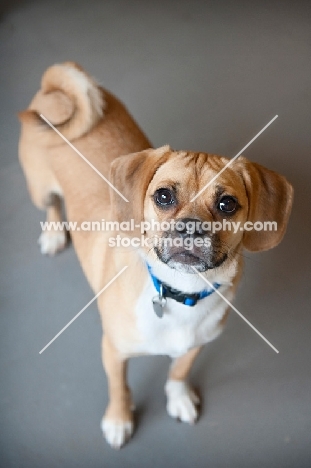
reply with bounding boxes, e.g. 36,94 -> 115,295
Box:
0,0 -> 310,467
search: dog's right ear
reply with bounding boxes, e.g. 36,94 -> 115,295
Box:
109,145 -> 171,227
235,157 -> 293,252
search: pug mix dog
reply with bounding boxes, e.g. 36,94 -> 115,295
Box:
18,63 -> 293,448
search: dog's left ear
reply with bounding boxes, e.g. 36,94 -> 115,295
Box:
235,157 -> 293,252
109,145 -> 171,226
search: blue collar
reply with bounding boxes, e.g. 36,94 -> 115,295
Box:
147,263 -> 221,307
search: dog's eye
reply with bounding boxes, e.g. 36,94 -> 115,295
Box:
218,196 -> 238,214
154,188 -> 175,207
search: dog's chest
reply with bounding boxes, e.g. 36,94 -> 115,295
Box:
133,280 -> 231,358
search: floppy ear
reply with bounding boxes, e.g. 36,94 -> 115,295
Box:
109,145 -> 171,227
236,157 -> 293,252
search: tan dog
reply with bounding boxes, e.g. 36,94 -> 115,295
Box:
18,62 -> 293,449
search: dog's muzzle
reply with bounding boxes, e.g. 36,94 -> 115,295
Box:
153,218 -> 227,273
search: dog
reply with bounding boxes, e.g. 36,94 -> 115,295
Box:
18,62 -> 293,449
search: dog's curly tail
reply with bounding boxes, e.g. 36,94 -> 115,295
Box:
18,62 -> 105,141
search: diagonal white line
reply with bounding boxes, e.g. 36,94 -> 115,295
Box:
39,266 -> 128,354
190,115 -> 278,202
40,114 -> 129,203
191,267 -> 279,354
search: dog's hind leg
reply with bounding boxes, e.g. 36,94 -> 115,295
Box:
165,346 -> 202,424
37,192 -> 68,256
19,136 -> 68,256
101,336 -> 134,449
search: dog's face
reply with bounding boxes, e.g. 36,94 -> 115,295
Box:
110,146 -> 293,273
143,153 -> 248,272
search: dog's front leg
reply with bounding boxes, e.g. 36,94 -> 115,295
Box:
165,346 -> 202,424
101,335 -> 134,449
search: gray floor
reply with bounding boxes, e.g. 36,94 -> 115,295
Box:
1,1 -> 311,467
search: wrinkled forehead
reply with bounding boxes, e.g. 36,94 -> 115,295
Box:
147,151 -> 246,198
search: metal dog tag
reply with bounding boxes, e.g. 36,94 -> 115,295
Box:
152,284 -> 166,318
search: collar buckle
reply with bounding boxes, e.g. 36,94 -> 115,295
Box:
183,294 -> 200,307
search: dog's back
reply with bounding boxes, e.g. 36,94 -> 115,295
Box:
18,62 -> 151,283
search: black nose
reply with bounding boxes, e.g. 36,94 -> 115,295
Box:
175,218 -> 204,237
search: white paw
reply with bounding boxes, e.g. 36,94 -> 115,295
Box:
38,230 -> 67,256
165,380 -> 200,424
101,418 -> 134,449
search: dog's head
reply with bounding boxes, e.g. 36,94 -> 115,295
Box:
109,146 -> 293,273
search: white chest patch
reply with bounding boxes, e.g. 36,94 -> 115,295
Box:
132,278 -> 233,358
